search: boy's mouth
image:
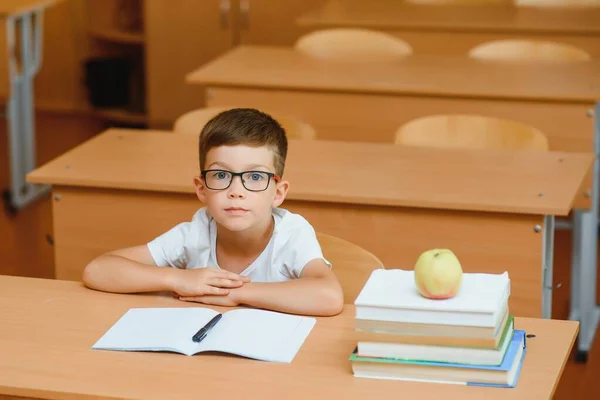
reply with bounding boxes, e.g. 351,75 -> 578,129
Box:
224,207 -> 249,215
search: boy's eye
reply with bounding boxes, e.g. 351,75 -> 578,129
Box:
213,171 -> 230,180
248,173 -> 266,181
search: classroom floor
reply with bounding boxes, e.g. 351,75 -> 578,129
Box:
1,111 -> 599,398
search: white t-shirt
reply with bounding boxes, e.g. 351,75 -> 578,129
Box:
147,207 -> 330,282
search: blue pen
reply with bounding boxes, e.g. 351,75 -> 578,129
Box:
192,313 -> 223,343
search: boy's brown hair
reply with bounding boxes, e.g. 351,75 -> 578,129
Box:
199,108 -> 288,176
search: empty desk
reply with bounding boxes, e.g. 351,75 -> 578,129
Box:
1,0 -> 58,214
296,0 -> 600,57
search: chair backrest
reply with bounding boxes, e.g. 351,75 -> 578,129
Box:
173,107 -> 317,140
468,39 -> 591,62
294,28 -> 412,62
316,232 -> 384,304
394,114 -> 549,152
514,0 -> 600,7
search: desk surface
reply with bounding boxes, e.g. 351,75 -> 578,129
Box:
0,0 -> 57,17
186,46 -> 600,103
26,129 -> 592,216
296,0 -> 600,35
0,274 -> 578,399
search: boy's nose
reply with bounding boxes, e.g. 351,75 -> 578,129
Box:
227,176 -> 246,198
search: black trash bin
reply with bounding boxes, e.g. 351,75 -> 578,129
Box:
84,57 -> 132,108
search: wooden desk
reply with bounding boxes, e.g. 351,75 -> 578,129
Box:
0,274 -> 579,399
186,45 -> 600,210
0,0 -> 58,15
0,0 -> 57,214
25,128 -> 593,319
296,0 -> 600,57
0,0 -> 60,97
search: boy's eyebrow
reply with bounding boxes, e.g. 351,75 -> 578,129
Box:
207,161 -> 233,170
207,162 -> 272,171
245,164 -> 272,170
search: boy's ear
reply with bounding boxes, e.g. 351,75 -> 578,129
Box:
272,179 -> 289,208
193,176 -> 207,203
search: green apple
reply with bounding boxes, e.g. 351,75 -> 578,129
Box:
414,249 -> 463,299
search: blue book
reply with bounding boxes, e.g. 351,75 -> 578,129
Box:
350,330 -> 527,387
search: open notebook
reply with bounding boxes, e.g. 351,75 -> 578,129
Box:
92,307 -> 316,363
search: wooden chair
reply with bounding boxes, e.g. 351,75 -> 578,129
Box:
173,106 -> 317,140
394,114 -> 549,152
294,28 -> 412,62
316,232 -> 384,304
468,39 -> 592,62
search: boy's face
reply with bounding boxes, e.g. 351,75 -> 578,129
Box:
194,144 -> 289,233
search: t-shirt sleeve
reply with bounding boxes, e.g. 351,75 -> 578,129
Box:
281,220 -> 332,279
146,222 -> 191,269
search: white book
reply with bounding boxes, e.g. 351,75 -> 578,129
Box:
92,307 -> 316,363
357,316 -> 515,366
354,269 -> 510,327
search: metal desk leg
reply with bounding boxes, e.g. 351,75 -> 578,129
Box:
569,100 -> 600,363
2,10 -> 50,215
542,215 -> 555,320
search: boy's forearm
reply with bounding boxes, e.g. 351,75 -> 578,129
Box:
235,278 -> 344,317
83,255 -> 177,293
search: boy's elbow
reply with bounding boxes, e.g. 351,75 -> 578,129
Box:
319,283 -> 344,316
82,261 -> 96,288
82,257 -> 104,289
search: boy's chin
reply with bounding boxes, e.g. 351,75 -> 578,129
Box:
216,217 -> 255,232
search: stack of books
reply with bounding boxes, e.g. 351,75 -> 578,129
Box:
350,269 -> 526,388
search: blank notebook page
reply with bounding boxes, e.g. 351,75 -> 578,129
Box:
355,269 -> 510,313
93,307 -> 220,355
197,308 -> 316,362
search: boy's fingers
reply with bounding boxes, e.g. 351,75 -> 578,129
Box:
214,270 -> 250,282
179,296 -> 200,302
180,296 -> 222,305
209,278 -> 243,288
207,286 -> 230,295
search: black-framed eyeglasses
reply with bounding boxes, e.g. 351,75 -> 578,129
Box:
201,169 -> 281,192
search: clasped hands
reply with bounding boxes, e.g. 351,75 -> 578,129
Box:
170,268 -> 250,307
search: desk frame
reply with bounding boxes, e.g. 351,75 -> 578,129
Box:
569,101 -> 600,361
3,7 -> 51,214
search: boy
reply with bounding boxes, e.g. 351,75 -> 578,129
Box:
83,108 -> 344,317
